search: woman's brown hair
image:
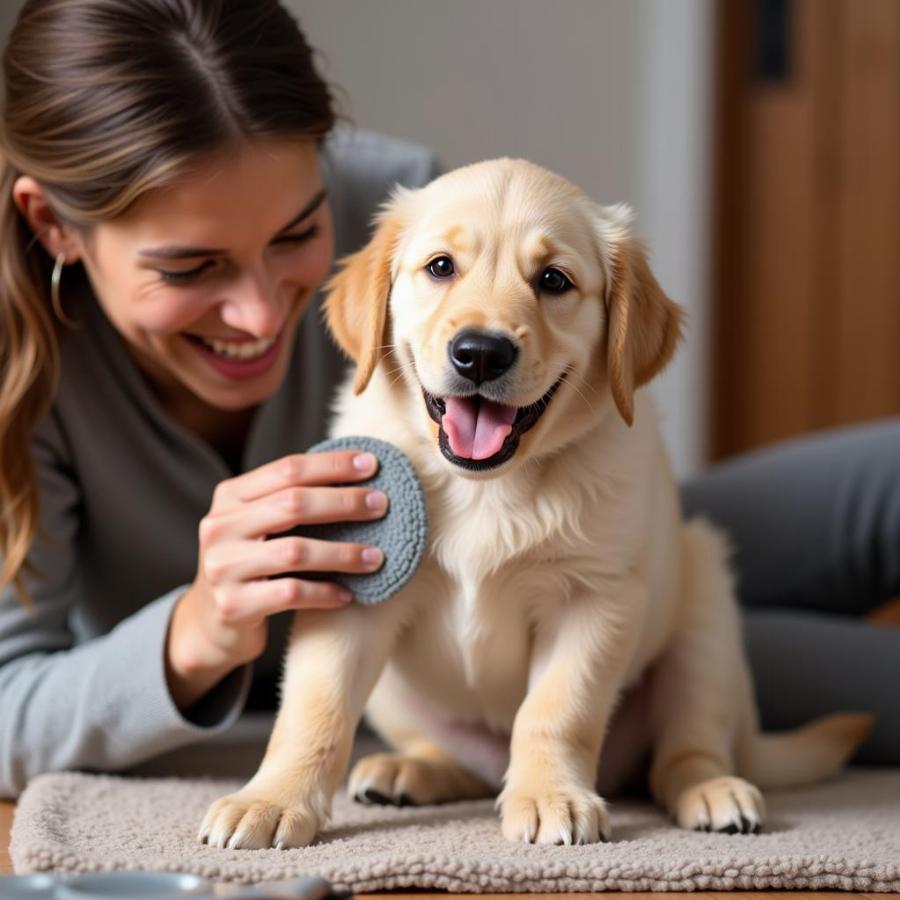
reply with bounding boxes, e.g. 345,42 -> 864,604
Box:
0,0 -> 336,604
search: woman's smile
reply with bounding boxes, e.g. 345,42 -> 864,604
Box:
183,330 -> 285,380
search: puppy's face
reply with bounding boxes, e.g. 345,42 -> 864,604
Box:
325,159 -> 683,479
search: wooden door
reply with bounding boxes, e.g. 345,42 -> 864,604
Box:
711,0 -> 900,459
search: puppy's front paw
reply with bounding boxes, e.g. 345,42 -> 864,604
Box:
675,775 -> 765,834
497,782 -> 611,845
198,788 -> 326,850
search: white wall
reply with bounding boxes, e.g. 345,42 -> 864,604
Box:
634,0 -> 714,478
1,0 -> 714,476
294,0 -> 642,207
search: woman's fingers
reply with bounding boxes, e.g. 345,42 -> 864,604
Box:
216,576 -> 354,623
207,535 -> 383,585
195,451 -> 388,637
201,484 -> 389,543
212,450 -> 379,509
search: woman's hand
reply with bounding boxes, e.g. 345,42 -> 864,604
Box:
165,449 -> 387,711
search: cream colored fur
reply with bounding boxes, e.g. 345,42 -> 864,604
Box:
199,159 -> 872,850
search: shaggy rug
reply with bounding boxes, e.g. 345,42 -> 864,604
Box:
10,714 -> 900,893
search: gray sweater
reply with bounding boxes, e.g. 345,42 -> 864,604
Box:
0,128 -> 441,798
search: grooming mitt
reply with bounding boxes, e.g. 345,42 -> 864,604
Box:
290,436 -> 428,604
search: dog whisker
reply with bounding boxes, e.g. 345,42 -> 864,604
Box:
382,361 -> 411,379
387,360 -> 417,389
566,378 -> 595,413
381,354 -> 414,376
561,363 -> 596,412
568,366 -> 598,395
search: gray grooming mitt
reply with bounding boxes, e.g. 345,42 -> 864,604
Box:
291,436 -> 428,604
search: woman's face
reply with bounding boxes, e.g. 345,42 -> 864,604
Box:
74,137 -> 335,411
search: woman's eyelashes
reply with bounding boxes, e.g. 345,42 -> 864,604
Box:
273,223 -> 320,247
157,224 -> 321,285
158,260 -> 215,284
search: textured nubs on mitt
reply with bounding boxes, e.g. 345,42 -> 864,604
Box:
289,436 -> 428,605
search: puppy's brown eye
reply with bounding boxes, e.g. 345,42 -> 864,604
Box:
427,256 -> 455,279
539,268 -> 573,294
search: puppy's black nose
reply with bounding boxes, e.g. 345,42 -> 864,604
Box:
448,329 -> 518,384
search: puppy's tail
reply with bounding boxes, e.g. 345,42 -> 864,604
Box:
741,711 -> 875,790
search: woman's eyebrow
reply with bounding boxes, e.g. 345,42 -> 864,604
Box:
137,188 -> 328,260
276,187 -> 328,233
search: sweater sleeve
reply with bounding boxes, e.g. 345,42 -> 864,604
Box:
0,412 -> 251,799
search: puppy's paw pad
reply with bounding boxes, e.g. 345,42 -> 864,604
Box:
676,775 -> 764,834
499,784 -> 611,845
198,792 -> 321,849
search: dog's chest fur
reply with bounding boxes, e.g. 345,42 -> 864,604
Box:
387,445 -> 639,732
391,566 -> 531,731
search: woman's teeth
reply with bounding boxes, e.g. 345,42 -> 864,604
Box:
197,335 -> 276,360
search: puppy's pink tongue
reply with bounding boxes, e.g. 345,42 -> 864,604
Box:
443,396 -> 517,460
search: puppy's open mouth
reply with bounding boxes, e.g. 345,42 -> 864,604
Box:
423,374 -> 566,471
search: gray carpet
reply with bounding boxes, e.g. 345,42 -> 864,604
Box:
10,714 -> 900,893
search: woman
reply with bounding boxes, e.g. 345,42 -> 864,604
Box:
0,0 -> 439,797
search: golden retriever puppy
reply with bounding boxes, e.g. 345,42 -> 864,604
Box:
199,159 -> 872,850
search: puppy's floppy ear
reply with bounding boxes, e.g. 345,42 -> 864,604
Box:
601,209 -> 685,426
323,195 -> 409,395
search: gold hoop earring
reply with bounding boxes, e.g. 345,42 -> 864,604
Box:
50,252 -> 79,328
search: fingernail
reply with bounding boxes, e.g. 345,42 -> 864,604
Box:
353,452 -> 376,472
362,546 -> 383,567
365,490 -> 388,512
